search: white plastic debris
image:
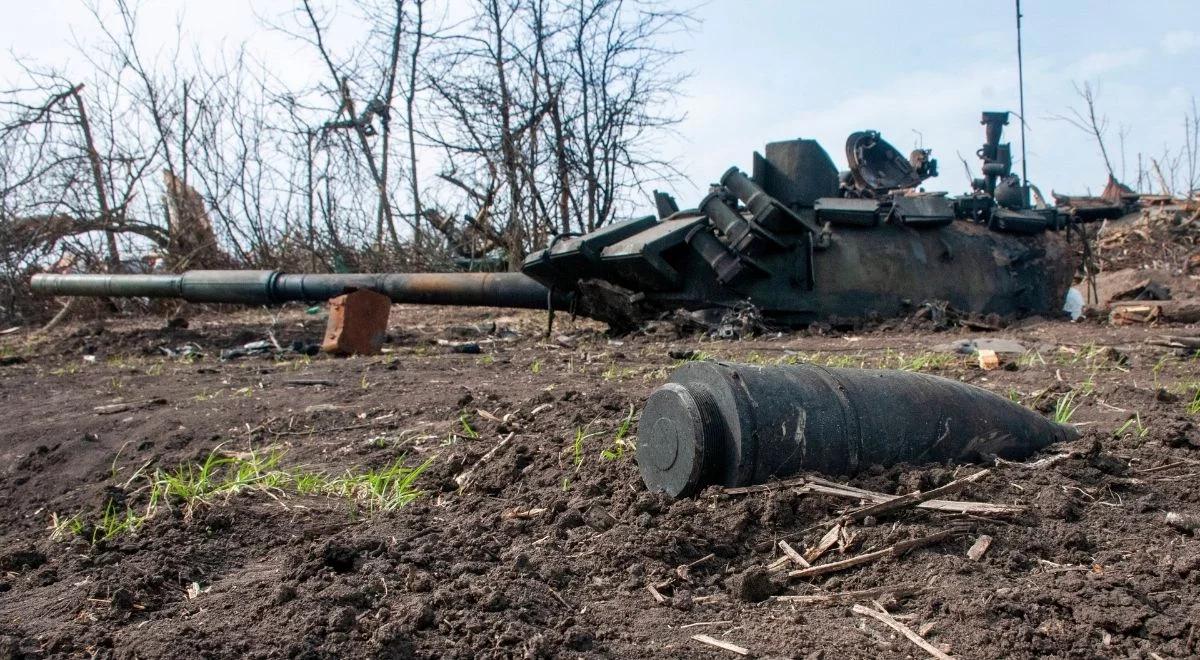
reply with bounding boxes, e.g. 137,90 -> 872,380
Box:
1063,287 -> 1084,321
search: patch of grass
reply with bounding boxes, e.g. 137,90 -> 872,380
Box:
1152,354 -> 1172,388
571,426 -> 601,467
51,447 -> 436,544
193,389 -> 220,401
1113,413 -> 1150,440
642,366 -> 669,382
94,501 -> 152,543
888,351 -> 959,372
50,362 -> 83,376
679,350 -> 715,363
1017,350 -> 1045,367
1079,372 -> 1097,397
530,359 -> 542,374
1187,388 -> 1200,415
601,406 -> 637,461
459,412 -> 479,439
326,456 -> 435,512
1053,390 -> 1080,425
47,512 -> 85,542
153,450 -> 241,508
602,363 -> 638,381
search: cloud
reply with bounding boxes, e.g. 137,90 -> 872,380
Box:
1162,30 -> 1200,56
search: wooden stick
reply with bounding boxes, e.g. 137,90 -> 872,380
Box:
840,470 -> 991,522
690,634 -> 749,656
721,474 -> 1022,516
676,553 -> 716,581
790,529 -> 961,580
779,540 -> 810,568
804,523 -> 843,563
773,582 -> 926,604
721,476 -> 809,495
852,604 -> 954,659
806,477 -> 1023,516
93,398 -> 168,415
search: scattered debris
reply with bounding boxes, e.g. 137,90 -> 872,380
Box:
1148,335 -> 1200,356
721,475 -> 1024,517
160,343 -> 205,360
1091,268 -> 1171,306
834,470 -> 991,525
790,527 -> 966,580
437,340 -> 481,354
220,340 -> 277,360
1110,299 -> 1200,325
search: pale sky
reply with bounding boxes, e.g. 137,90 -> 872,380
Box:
4,0 -> 1199,205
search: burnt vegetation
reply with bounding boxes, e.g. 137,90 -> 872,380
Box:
0,0 -> 694,322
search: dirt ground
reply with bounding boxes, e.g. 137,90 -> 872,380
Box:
1,299 -> 1199,659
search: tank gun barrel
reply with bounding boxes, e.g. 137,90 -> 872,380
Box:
31,270 -> 564,310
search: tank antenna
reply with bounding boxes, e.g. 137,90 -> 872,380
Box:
1015,0 -> 1028,191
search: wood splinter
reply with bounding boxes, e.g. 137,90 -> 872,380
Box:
967,535 -> 993,561
690,634 -> 749,656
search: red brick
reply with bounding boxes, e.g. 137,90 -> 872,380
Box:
321,289 -> 391,356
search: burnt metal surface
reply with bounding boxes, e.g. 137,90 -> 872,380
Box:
637,361 -> 1079,497
32,111 -> 1103,330
843,131 -> 936,197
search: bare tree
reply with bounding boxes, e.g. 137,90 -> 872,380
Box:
1050,82 -> 1116,180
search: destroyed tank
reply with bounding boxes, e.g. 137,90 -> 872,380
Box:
31,112 -> 1082,329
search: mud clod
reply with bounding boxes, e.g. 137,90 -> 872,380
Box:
729,567 -> 779,603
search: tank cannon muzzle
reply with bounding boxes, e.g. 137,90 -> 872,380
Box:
637,361 -> 1077,497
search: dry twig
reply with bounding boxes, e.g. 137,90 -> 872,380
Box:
852,603 -> 954,659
